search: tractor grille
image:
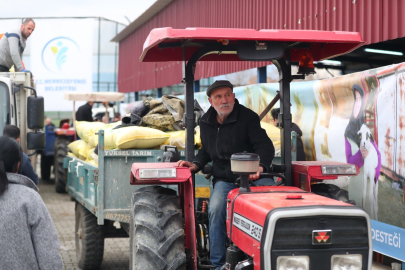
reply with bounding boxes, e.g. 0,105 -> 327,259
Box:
272,216 -> 368,250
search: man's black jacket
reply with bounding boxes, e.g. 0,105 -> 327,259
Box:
76,103 -> 93,122
193,99 -> 275,183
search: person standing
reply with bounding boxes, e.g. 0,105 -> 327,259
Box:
271,108 -> 306,161
3,125 -> 39,185
76,102 -> 94,122
0,136 -> 63,269
0,18 -> 35,72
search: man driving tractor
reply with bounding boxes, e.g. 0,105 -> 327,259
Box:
176,80 -> 275,269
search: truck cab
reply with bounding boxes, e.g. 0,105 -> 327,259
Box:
0,72 -> 45,162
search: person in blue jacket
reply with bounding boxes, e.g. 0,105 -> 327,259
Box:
3,125 -> 39,185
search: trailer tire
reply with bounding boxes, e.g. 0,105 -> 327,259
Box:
130,186 -> 186,270
54,138 -> 69,193
75,203 -> 105,270
40,152 -> 53,181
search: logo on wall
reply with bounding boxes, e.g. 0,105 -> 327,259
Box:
41,37 -> 80,73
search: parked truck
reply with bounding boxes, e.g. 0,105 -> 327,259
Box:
0,71 -> 45,162
66,28 -> 372,270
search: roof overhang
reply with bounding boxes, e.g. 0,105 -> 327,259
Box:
111,0 -> 173,42
140,27 -> 364,63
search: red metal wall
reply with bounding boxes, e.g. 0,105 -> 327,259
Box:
118,0 -> 405,93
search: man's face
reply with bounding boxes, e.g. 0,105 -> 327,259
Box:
208,87 -> 235,117
20,22 -> 35,39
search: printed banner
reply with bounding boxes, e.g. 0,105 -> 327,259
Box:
371,220 -> 405,262
30,19 -> 93,111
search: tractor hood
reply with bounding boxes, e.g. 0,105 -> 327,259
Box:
226,186 -> 372,269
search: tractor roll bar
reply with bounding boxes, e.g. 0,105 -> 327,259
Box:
184,43 -> 293,185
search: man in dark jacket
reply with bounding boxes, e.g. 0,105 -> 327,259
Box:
2,125 -> 39,185
177,80 -> 275,270
76,102 -> 94,122
271,108 -> 306,161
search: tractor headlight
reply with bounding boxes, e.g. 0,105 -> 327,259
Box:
331,254 -> 362,270
139,168 -> 176,179
277,256 -> 309,270
321,165 -> 357,175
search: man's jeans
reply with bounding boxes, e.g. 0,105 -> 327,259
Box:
209,178 -> 275,268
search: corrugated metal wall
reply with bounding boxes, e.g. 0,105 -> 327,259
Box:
118,0 -> 405,93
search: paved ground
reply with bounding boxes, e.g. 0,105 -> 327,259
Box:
37,171 -> 391,270
38,179 -> 130,270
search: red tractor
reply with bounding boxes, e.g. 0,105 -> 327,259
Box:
129,28 -> 372,270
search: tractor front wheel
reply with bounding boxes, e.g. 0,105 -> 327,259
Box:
130,186 -> 186,270
75,203 -> 105,269
54,138 -> 69,193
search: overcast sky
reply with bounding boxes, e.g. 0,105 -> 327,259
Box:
0,0 -> 156,25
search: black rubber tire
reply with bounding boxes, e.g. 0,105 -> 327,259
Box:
54,138 -> 69,193
40,152 -> 53,181
130,186 -> 186,270
75,203 -> 105,270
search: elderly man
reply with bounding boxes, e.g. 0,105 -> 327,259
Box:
177,80 -> 275,269
0,18 -> 35,72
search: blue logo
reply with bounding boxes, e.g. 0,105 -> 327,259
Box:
42,37 -> 80,73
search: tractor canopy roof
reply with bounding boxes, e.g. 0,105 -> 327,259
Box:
140,27 -> 364,63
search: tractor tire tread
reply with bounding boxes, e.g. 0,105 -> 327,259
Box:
130,187 -> 185,270
76,204 -> 104,270
55,138 -> 69,193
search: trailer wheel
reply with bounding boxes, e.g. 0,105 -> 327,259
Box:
54,138 -> 69,193
40,152 -> 53,181
75,203 -> 105,270
130,186 -> 186,270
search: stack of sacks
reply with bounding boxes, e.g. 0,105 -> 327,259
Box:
162,126 -> 202,150
67,121 -> 172,167
88,121 -> 122,148
68,140 -> 91,160
88,125 -> 170,150
76,121 -> 107,142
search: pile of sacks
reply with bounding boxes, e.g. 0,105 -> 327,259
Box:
66,96 -> 281,167
67,120 -> 203,167
67,120 -> 280,167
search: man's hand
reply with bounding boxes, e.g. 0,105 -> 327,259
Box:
175,160 -> 198,172
360,147 -> 369,159
249,166 -> 264,181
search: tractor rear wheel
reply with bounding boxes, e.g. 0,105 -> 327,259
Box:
54,138 -> 69,193
75,203 -> 105,269
130,186 -> 186,270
